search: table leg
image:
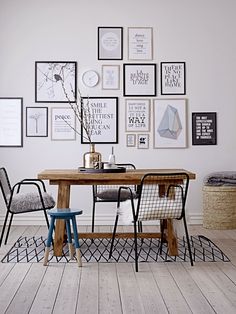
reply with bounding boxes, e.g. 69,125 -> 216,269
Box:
166,219 -> 178,256
54,183 -> 70,256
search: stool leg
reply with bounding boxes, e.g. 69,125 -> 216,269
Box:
71,216 -> 82,267
43,216 -> 55,266
65,219 -> 74,259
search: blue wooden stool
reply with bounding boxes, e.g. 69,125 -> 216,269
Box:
43,208 -> 83,267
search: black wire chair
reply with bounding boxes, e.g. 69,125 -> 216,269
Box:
91,163 -> 137,232
0,167 -> 55,246
109,172 -> 194,272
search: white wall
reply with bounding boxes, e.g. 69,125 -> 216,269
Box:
1,0 -> 236,225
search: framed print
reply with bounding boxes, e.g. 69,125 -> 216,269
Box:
26,107 -> 48,137
35,61 -> 77,103
98,27 -> 123,60
154,99 -> 187,148
126,134 -> 136,147
0,97 -> 23,147
51,107 -> 76,140
161,62 -> 186,95
81,97 -> 118,144
125,99 -> 150,132
192,112 -> 217,145
102,65 -> 120,90
123,63 -> 157,97
137,134 -> 149,149
128,27 -> 153,60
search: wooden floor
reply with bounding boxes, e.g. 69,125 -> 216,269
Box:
1,224 -> 236,314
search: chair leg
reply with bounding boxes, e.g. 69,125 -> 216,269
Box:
134,221 -> 138,272
65,219 -> 74,259
43,210 -> 50,228
92,201 -> 96,232
0,211 -> 10,247
4,213 -> 14,245
71,216 -> 82,267
43,216 -> 55,266
159,219 -> 165,255
109,214 -> 119,259
182,216 -> 194,266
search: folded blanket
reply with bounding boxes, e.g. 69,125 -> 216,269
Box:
204,171 -> 236,186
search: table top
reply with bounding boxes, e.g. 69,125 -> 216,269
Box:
38,168 -> 196,185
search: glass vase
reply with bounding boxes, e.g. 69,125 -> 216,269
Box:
83,144 -> 102,169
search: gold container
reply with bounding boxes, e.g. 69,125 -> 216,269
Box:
83,144 -> 102,169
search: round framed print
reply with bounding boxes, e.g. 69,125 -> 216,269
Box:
82,70 -> 99,87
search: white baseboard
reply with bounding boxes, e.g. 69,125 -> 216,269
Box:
0,213 -> 203,226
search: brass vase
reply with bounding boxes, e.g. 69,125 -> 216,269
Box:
83,144 -> 102,169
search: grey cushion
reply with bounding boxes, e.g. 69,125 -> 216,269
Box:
97,189 -> 137,201
9,192 -> 55,213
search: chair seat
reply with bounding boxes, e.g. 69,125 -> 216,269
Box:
48,208 -> 83,217
9,192 -> 55,213
96,188 -> 138,201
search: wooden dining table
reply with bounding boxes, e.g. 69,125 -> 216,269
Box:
38,168 -> 196,256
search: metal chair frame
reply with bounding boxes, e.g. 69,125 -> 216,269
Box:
91,163 -> 137,232
0,167 -> 55,246
109,172 -> 194,272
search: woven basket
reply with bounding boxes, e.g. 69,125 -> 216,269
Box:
203,185 -> 236,229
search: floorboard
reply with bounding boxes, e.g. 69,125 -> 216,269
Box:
0,224 -> 236,314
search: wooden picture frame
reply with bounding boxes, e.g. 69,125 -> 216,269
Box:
126,134 -> 136,147
26,107 -> 48,137
125,99 -> 150,132
102,65 -> 120,90
128,27 -> 153,60
51,107 -> 76,140
137,134 -> 149,149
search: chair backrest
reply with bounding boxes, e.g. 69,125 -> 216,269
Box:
136,172 -> 189,221
0,167 -> 11,207
94,163 -> 136,195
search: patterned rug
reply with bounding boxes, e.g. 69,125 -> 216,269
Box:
1,235 -> 230,263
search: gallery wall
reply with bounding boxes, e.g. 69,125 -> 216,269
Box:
0,0 -> 236,225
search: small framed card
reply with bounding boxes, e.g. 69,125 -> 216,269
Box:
126,134 -> 136,147
102,65 -> 120,90
137,134 -> 149,149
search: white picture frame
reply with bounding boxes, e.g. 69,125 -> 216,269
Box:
51,107 -> 76,140
126,134 -> 136,147
102,65 -> 120,90
137,134 -> 149,149
26,107 -> 48,137
153,99 -> 187,148
125,99 -> 150,132
128,27 -> 153,60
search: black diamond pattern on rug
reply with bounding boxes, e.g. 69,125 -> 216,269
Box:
1,235 -> 230,263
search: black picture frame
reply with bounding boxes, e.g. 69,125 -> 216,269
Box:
98,27 -> 123,60
0,97 -> 23,147
161,62 -> 186,95
81,97 -> 118,144
123,63 -> 157,97
192,112 -> 217,145
26,107 -> 48,137
35,61 -> 77,103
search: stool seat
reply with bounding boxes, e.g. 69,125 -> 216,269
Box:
48,208 -> 83,217
43,208 -> 83,267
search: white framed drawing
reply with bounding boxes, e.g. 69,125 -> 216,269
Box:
128,27 -> 153,60
26,107 -> 48,137
125,99 -> 150,132
153,99 -> 187,148
51,107 -> 76,140
126,134 -> 136,147
102,65 -> 120,90
137,134 -> 149,149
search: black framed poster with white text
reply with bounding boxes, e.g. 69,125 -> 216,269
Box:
192,112 -> 217,145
